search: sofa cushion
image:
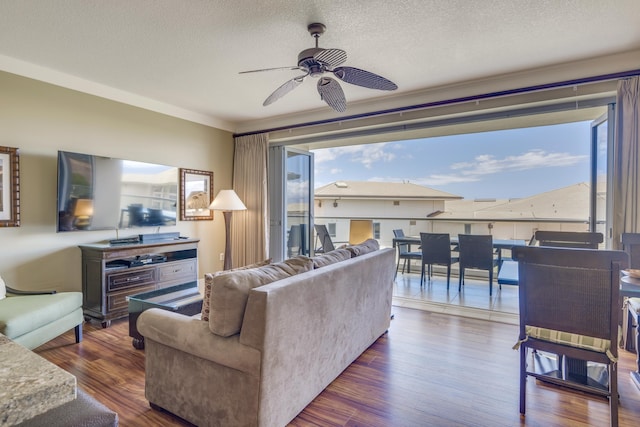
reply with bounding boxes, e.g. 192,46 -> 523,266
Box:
209,256 -> 313,337
346,238 -> 380,257
201,259 -> 271,321
0,292 -> 82,339
311,248 -> 351,268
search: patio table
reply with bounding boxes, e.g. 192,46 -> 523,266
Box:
392,236 -> 526,266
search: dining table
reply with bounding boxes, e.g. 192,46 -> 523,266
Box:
391,235 -> 526,266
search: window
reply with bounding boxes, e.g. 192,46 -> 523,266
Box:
328,223 -> 336,237
374,222 -> 381,239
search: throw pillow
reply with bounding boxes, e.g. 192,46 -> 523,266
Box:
346,238 -> 380,257
201,259 -> 271,322
311,248 -> 351,268
208,256 -> 313,337
0,275 -> 6,300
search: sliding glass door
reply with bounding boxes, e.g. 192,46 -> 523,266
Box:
268,146 -> 314,262
590,105 -> 615,247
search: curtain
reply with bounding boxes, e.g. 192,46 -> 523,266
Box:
231,133 -> 269,267
612,76 -> 639,349
612,76 -> 640,247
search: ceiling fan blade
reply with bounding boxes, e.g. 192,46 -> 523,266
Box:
313,48 -> 347,68
317,77 -> 346,112
240,66 -> 301,74
332,66 -> 398,91
263,75 -> 307,106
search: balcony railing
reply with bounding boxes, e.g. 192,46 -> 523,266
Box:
313,216 -> 597,253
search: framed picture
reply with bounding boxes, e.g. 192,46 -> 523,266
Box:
179,168 -> 214,221
0,146 -> 20,227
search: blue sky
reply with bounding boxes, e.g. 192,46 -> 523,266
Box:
312,121 -> 593,200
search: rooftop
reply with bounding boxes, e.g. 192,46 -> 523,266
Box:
438,182 -> 595,220
315,181 -> 462,200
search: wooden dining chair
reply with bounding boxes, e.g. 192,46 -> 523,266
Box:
393,229 -> 421,276
512,245 -> 627,427
457,234 -> 499,295
419,233 -> 458,289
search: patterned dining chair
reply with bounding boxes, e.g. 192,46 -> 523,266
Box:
621,233 -> 640,384
512,245 -> 627,427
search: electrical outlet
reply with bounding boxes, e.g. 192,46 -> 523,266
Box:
219,253 -> 225,261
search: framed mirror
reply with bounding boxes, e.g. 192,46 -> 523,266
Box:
179,168 -> 214,221
0,146 -> 20,227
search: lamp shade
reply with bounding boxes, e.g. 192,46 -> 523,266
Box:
74,199 -> 94,217
208,189 -> 247,211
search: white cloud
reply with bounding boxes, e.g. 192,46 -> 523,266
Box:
313,149 -> 338,164
286,179 -> 309,202
330,168 -> 342,174
312,143 -> 395,169
450,150 -> 587,177
418,174 -> 482,186
368,150 -> 587,187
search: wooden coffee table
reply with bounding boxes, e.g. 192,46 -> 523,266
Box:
127,281 -> 203,349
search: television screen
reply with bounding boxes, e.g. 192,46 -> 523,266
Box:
57,151 -> 178,232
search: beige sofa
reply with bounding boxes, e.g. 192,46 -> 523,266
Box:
137,242 -> 395,427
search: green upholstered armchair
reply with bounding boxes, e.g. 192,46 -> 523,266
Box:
0,276 -> 83,350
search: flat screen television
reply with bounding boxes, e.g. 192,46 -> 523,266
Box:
56,150 -> 178,232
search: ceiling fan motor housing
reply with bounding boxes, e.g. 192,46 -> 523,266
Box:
298,48 -> 325,77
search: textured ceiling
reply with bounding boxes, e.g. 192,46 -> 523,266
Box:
0,0 -> 639,132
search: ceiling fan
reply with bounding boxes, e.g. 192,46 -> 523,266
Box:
240,23 -> 398,112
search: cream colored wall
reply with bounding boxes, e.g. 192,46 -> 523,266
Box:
316,199 -> 443,218
0,71 -> 234,291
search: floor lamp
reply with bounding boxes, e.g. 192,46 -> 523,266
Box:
209,189 -> 247,270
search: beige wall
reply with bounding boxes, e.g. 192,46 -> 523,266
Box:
0,71 -> 234,291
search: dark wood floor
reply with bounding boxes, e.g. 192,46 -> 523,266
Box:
35,307 -> 640,426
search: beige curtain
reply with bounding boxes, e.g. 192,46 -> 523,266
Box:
612,76 -> 640,248
613,76 -> 640,348
231,133 -> 269,267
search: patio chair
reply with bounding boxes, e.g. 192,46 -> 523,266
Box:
457,234 -> 499,295
528,231 -> 605,388
393,229 -> 421,276
419,233 -> 458,289
534,230 -> 603,249
512,245 -> 627,427
287,225 -> 299,257
314,224 -> 335,253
